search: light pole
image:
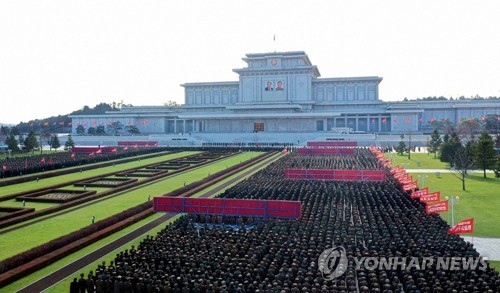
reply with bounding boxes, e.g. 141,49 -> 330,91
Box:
418,175 -> 428,188
445,196 -> 460,226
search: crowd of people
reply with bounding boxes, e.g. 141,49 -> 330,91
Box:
72,150 -> 499,292
0,148 -> 167,178
281,149 -> 381,170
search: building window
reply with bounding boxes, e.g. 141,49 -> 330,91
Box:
254,123 -> 264,132
316,120 -> 324,131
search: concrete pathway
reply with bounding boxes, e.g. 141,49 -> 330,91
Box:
462,236 -> 500,261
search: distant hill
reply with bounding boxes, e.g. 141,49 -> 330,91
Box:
13,102 -> 127,134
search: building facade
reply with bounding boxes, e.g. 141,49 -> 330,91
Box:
70,51 -> 500,135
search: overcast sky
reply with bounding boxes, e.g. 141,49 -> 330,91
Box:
1,0 -> 499,124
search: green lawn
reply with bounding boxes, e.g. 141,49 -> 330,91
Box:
0,151 -> 197,197
387,152 -> 449,169
412,172 -> 500,237
0,152 -> 263,261
2,152 -> 279,293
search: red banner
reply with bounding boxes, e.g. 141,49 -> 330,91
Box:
426,200 -> 449,214
403,181 -> 418,191
394,172 -> 408,180
449,218 -> 474,234
420,192 -> 441,203
399,177 -> 413,184
410,187 -> 429,199
154,197 -> 301,219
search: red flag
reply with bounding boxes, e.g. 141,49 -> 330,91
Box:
481,116 -> 486,121
418,117 -> 423,122
96,149 -> 102,154
84,122 -> 88,127
430,117 -> 435,123
135,121 -> 139,125
92,121 -> 97,126
48,159 -> 53,165
381,118 -> 387,124
108,122 -> 112,126
405,118 -> 410,124
371,118 -> 375,123
40,158 -> 45,165
426,200 -> 448,214
68,122 -> 72,126
133,144 -> 138,149
403,181 -> 418,191
124,146 -> 129,150
52,122 -> 56,126
43,122 -> 49,126
2,165 -> 6,171
281,148 -> 288,155
111,148 -> 117,153
127,122 -> 131,126
410,187 -> 428,199
142,120 -> 148,125
71,153 -> 75,158
420,191 -> 440,203
101,122 -> 105,126
59,121 -> 65,125
448,218 -> 474,234
393,118 -> 398,123
89,152 -> 95,157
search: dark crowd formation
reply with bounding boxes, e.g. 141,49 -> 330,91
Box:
72,150 -> 499,292
283,149 -> 381,170
0,148 -> 166,178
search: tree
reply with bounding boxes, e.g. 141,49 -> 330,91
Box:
452,146 -> 476,191
10,126 -> 20,136
5,134 -> 19,152
396,134 -> 406,155
64,134 -> 75,150
87,127 -> 96,135
0,126 -> 9,136
164,100 -> 180,107
427,128 -> 442,159
76,125 -> 85,135
457,118 -> 481,143
125,125 -> 140,135
494,155 -> 500,179
39,131 -> 52,155
439,132 -> 461,167
107,121 -> 123,136
24,131 -> 39,153
484,114 -> 500,145
49,134 -> 61,151
474,131 -> 497,178
17,133 -> 25,150
96,126 -> 105,135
